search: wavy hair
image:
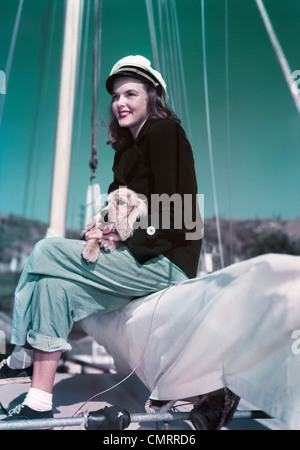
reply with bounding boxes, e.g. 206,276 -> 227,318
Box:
106,82 -> 181,151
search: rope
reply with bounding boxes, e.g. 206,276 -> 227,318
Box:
145,0 -> 161,72
201,0 -> 224,268
145,0 -> 193,142
153,0 -> 177,113
167,1 -> 182,117
158,1 -> 167,84
30,0 -> 58,218
70,0 -> 91,227
255,0 -> 300,116
164,1 -> 180,114
22,2 -> 54,218
224,0 -> 233,264
90,0 -> 103,173
68,282 -> 179,421
170,0 -> 193,143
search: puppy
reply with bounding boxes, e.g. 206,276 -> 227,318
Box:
82,188 -> 147,263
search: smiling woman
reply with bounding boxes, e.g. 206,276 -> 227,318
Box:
0,1 -> 299,225
106,56 -> 180,152
0,53 -> 207,427
111,78 -> 149,139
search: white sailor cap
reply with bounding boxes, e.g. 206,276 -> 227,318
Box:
106,55 -> 168,104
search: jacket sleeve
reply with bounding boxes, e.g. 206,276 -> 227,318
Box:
126,120 -> 201,263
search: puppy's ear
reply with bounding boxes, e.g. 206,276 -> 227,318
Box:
117,196 -> 148,241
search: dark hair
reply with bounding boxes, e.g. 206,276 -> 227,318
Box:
106,82 -> 181,151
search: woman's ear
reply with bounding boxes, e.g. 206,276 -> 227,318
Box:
117,197 -> 148,241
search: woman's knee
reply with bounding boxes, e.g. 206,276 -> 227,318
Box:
31,237 -> 65,260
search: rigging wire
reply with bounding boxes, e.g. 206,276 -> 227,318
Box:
85,0 -> 103,226
146,0 -> 177,114
146,0 -> 214,270
30,0 -> 58,219
224,0 -> 233,264
158,0 -> 167,84
255,0 -> 300,116
201,0 -> 224,269
66,282 -> 181,422
22,2 -> 54,218
157,1 -> 177,114
170,0 -> 193,144
70,0 -> 91,227
164,1 -> 180,114
145,0 -> 161,73
167,1 -> 182,118
90,0 -> 103,174
145,0 -> 192,142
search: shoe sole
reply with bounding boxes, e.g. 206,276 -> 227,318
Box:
0,376 -> 32,386
190,409 -> 210,430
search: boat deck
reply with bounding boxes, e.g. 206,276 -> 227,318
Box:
0,336 -> 289,431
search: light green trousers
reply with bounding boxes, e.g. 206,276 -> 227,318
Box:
11,238 -> 187,352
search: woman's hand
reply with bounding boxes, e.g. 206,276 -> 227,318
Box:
101,230 -> 121,242
85,226 -> 103,241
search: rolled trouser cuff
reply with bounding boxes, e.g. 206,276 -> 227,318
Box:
26,330 -> 72,352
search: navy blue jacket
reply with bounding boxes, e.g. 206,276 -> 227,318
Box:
108,118 -> 202,279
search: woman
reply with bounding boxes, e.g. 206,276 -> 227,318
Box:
0,55 -> 209,424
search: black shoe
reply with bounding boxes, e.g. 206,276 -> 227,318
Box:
190,388 -> 240,430
1,404 -> 53,422
0,359 -> 33,385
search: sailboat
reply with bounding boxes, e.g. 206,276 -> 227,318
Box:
1,0 -> 300,431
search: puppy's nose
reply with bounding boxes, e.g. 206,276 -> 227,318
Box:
101,211 -> 108,222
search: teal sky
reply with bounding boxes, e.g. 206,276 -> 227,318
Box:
0,0 -> 299,230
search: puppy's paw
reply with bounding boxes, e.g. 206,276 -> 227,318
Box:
82,242 -> 100,263
99,240 -> 114,252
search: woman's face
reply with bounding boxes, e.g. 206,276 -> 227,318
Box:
111,77 -> 149,139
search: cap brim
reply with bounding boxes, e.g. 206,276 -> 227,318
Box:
106,69 -> 163,97
105,71 -> 146,94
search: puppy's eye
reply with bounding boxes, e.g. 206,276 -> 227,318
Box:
117,199 -> 126,206
104,201 -> 108,206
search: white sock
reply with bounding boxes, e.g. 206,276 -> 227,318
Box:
23,388 -> 53,412
7,346 -> 33,369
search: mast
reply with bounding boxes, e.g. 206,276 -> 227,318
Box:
46,0 -> 83,237
255,0 -> 300,116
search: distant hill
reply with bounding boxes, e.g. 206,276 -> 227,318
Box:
0,212 -> 299,313
0,213 -> 83,313
0,213 -> 80,271
202,216 -> 300,269
0,212 -> 300,271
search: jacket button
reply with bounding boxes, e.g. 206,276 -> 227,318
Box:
146,226 -> 156,236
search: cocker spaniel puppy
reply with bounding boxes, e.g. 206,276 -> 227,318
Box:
82,188 -> 148,263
